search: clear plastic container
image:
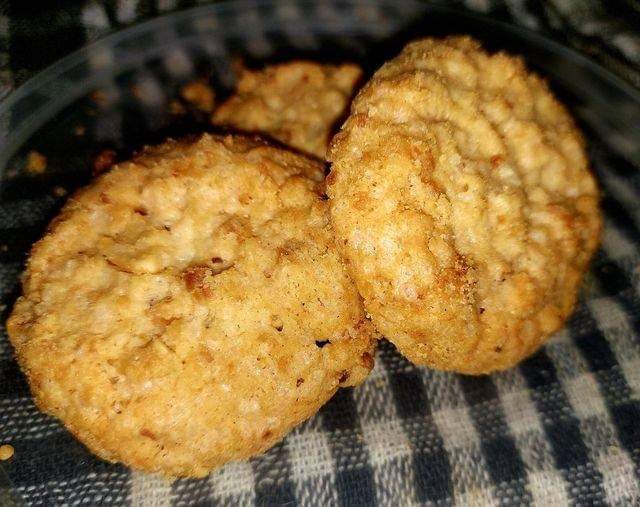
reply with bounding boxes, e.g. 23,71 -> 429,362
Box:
1,1 -> 639,504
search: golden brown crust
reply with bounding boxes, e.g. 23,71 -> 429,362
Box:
328,36 -> 601,374
7,134 -> 375,477
212,61 -> 362,158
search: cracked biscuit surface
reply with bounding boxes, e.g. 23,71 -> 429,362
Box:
213,61 -> 362,158
328,36 -> 601,374
7,134 -> 375,477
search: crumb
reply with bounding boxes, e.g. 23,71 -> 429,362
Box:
93,149 -> 117,176
361,352 -> 374,369
74,125 -> 86,136
26,151 -> 47,175
52,186 -> 67,197
130,84 -> 143,99
181,80 -> 215,112
231,56 -> 245,76
168,100 -> 186,116
0,244 -> 8,252
91,90 -> 107,105
0,444 -> 14,461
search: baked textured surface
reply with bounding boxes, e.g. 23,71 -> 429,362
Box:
327,36 -> 601,374
212,61 -> 362,158
7,134 -> 375,477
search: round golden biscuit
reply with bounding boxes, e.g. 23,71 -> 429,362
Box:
327,36 -> 601,374
213,61 -> 362,158
7,134 -> 375,477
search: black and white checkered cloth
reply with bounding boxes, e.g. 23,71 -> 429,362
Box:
0,1 -> 639,505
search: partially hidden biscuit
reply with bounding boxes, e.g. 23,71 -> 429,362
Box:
327,36 -> 601,374
8,134 -> 375,477
213,61 -> 362,158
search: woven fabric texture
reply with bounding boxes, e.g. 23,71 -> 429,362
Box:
0,1 -> 639,505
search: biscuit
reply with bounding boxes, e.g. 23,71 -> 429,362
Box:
327,36 -> 601,374
213,61 -> 362,158
7,134 -> 375,477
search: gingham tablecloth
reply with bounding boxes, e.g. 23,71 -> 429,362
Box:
1,1 -> 639,505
